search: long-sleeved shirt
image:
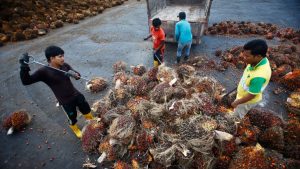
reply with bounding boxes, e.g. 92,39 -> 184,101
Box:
175,19 -> 192,44
20,63 -> 81,105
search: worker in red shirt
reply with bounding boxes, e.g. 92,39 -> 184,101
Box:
144,18 -> 166,67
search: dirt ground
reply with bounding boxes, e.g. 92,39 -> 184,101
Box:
0,0 -> 299,169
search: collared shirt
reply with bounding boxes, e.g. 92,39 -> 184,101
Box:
236,57 -> 272,104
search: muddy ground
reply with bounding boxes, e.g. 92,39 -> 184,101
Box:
0,0 -> 299,169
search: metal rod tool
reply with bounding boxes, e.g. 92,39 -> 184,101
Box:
24,55 -> 90,81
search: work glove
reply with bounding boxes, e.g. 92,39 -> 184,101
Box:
66,70 -> 81,80
19,53 -> 30,68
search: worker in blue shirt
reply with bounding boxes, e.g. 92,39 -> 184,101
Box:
175,12 -> 193,63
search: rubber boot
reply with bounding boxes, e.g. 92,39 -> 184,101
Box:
83,112 -> 94,120
184,56 -> 189,61
153,61 -> 159,67
69,124 -> 82,138
176,57 -> 181,64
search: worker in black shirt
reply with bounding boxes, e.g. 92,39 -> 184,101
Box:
19,45 -> 94,138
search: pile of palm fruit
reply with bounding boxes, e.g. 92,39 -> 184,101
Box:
80,61 -> 300,169
0,0 -> 128,46
206,21 -> 300,44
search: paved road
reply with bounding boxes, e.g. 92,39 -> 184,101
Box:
0,0 -> 299,168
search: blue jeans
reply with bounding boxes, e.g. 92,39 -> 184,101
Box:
177,42 -> 192,59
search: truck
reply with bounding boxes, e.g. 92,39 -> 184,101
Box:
146,0 -> 213,44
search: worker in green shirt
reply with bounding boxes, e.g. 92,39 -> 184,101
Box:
231,39 -> 272,119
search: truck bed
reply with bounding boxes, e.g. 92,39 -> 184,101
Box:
152,5 -> 207,22
146,0 -> 212,44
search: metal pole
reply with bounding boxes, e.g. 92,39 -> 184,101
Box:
24,56 -> 90,82
154,52 -> 162,64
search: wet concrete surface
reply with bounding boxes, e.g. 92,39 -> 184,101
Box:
0,0 -> 299,168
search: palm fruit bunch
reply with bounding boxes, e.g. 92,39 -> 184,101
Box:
114,87 -> 132,105
281,70 -> 300,91
258,126 -> 284,151
127,76 -> 142,86
131,64 -> 147,76
189,152 -> 207,169
272,64 -> 292,81
217,138 -> 237,157
127,139 -> 154,168
277,28 -> 297,41
145,81 -> 158,92
171,86 -> 187,100
108,115 -> 136,143
246,108 -> 284,130
127,76 -> 148,96
236,118 -> 260,145
105,89 -> 122,108
284,117 -> 300,146
175,145 -> 195,168
148,160 -> 165,169
86,77 -> 107,93
2,110 -> 31,134
135,79 -> 148,96
168,94 -> 201,117
156,64 -> 177,83
98,137 -> 118,163
82,120 -> 106,153
193,76 -> 224,101
135,130 -> 154,152
98,137 -> 129,164
126,97 -> 147,118
141,118 -> 158,130
106,87 -> 133,108
282,117 -> 300,159
143,67 -> 158,82
176,64 -> 195,81
286,91 -> 300,114
150,82 -> 172,103
214,115 -> 237,134
102,106 -> 128,124
129,152 -> 151,169
91,99 -> 110,117
214,155 -> 232,169
197,93 -> 217,115
113,161 -> 132,169
128,131 -> 154,168
113,61 -> 127,73
114,71 -> 128,85
226,46 -> 244,65
176,115 -> 217,153
229,143 -> 286,169
185,56 -> 205,67
136,101 -> 166,120
149,144 -> 179,167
